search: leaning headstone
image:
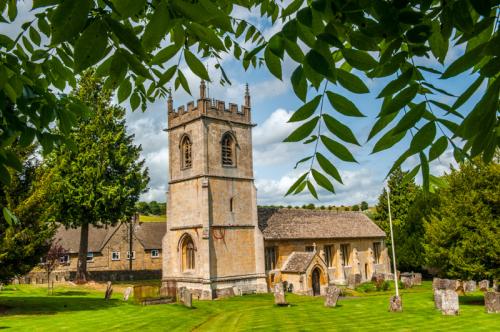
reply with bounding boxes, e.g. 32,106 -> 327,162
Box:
123,287 -> 133,301
440,290 -> 459,315
389,295 -> 402,312
434,289 -> 444,309
104,281 -> 113,300
412,273 -> 422,286
181,289 -> 192,308
401,275 -> 413,289
274,283 -> 287,306
484,291 -> 499,314
232,286 -> 242,296
479,280 -> 490,291
324,286 -> 341,308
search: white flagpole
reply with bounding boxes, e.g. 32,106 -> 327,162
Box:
387,186 -> 399,297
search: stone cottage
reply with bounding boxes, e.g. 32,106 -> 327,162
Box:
162,82 -> 390,299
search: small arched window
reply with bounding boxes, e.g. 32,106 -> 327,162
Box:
221,133 -> 235,166
181,135 -> 192,169
181,235 -> 195,271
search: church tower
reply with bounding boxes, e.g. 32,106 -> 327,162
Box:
162,82 -> 267,299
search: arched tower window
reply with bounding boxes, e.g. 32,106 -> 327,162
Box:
221,133 -> 235,166
181,135 -> 192,169
181,235 -> 195,271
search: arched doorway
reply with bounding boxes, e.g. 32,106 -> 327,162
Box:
312,268 -> 321,296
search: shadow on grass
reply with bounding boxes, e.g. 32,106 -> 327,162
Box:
0,296 -> 121,316
460,295 -> 484,306
54,291 -> 91,296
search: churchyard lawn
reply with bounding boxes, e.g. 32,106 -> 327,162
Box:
0,282 -> 498,331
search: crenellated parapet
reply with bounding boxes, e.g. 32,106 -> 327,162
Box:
167,81 -> 252,129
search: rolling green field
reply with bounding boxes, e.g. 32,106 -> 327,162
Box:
138,214 -> 166,222
0,282 -> 498,331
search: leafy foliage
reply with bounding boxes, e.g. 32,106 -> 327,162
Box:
0,0 -> 498,198
47,72 -> 149,281
424,156 -> 500,280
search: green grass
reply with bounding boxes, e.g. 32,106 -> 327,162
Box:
138,214 -> 166,222
0,282 -> 498,331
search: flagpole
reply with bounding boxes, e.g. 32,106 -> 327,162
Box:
387,186 -> 399,297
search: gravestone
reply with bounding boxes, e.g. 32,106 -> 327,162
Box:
181,288 -> 192,308
412,273 -> 422,286
389,295 -> 402,312
401,275 -> 413,289
372,273 -> 385,289
274,283 -> 287,306
434,289 -> 444,309
464,280 -> 476,293
484,291 -> 499,314
440,290 -> 459,315
216,287 -> 235,298
479,280 -> 489,291
123,287 -> 133,301
324,286 -> 341,308
347,273 -> 362,289
493,280 -> 499,292
177,286 -> 186,303
432,278 -> 441,290
233,286 -> 242,296
104,281 -> 113,300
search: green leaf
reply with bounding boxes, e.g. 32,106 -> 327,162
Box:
402,165 -> 420,185
141,1 -> 171,51
451,75 -> 484,110
337,69 -> 369,94
111,0 -> 146,18
441,43 -> 486,78
480,57 -> 500,77
305,50 -> 330,76
189,22 -> 225,51
386,149 -> 412,178
284,117 -> 319,142
176,70 -> 191,95
316,152 -> 342,184
297,7 -> 312,27
264,47 -> 282,80
429,21 -> 448,63
184,49 -> 209,81
312,169 -> 334,193
349,31 -> 379,51
32,0 -> 59,9
284,39 -> 304,62
326,91 -> 365,117
291,65 -> 307,102
392,102 -> 426,134
285,172 -> 308,196
120,50 -> 152,79
420,152 -> 429,192
2,207 -> 18,226
130,92 -> 140,111
379,84 -> 418,117
341,48 -> 378,71
282,0 -> 302,17
377,68 -> 413,98
3,150 -> 22,172
320,135 -> 357,162
372,129 -> 406,153
0,164 -> 11,186
29,26 -> 41,45
105,16 -> 146,59
51,0 -> 91,44
294,156 -> 312,169
288,95 -> 321,122
74,20 -> 108,72
151,44 -> 181,65
307,180 -> 318,199
470,0 -> 492,16
117,78 -> 132,103
367,112 -> 398,141
322,114 -> 360,145
429,136 -> 448,161
158,65 -> 177,87
409,121 -> 436,153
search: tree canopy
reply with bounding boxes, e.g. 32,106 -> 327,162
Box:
0,0 -> 498,202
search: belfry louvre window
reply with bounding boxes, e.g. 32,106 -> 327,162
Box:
221,133 -> 234,166
181,136 -> 192,169
265,247 -> 278,270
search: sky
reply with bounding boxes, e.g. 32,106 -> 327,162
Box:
4,2 -> 482,207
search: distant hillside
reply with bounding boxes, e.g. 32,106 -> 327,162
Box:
139,214 -> 166,222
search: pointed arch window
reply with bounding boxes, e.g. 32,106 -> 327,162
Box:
221,133 -> 235,166
181,135 -> 192,169
181,235 -> 195,271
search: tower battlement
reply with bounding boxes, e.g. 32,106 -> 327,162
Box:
167,82 -> 252,129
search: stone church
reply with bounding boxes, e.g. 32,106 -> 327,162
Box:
162,82 -> 390,299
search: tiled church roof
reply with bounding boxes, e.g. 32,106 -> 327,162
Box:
257,208 -> 385,240
281,252 -> 316,273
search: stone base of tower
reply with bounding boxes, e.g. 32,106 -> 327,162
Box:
162,274 -> 268,300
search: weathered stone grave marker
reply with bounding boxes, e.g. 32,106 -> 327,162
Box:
412,273 -> 422,286
324,286 -> 341,308
274,282 -> 288,306
434,289 -> 444,309
123,287 -> 132,301
347,273 -> 361,289
180,288 -> 192,308
104,281 -> 113,300
484,291 -> 499,314
479,280 -> 489,291
440,290 -> 459,315
464,280 -> 476,293
389,295 -> 402,312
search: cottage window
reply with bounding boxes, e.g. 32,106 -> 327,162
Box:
182,235 -> 195,271
151,249 -> 160,258
221,133 -> 235,166
127,251 -> 136,260
111,251 -> 120,261
181,135 -> 192,169
264,247 -> 278,270
373,242 -> 381,264
340,244 -> 350,266
59,255 -> 70,265
324,245 -> 333,267
87,252 -> 94,262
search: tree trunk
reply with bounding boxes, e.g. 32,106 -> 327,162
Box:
76,223 -> 89,283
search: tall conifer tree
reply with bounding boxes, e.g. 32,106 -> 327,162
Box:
49,71 -> 149,282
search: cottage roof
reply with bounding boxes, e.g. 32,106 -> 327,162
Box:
54,222 -> 166,254
257,208 -> 385,240
281,252 -> 316,273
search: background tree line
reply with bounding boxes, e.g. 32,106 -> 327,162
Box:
374,156 -> 499,281
136,201 -> 166,216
